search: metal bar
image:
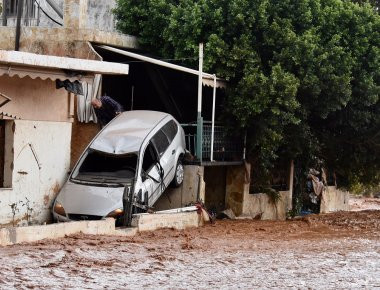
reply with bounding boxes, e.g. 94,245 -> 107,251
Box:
210,74 -> 216,161
28,143 -> 42,169
15,0 -> 24,51
243,131 -> 247,160
196,43 -> 203,162
2,0 -> 8,26
97,44 -> 222,84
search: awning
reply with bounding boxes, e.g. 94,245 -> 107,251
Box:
97,45 -> 226,89
0,50 -> 129,82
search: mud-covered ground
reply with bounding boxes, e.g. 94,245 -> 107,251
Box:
0,210 -> 379,289
350,195 -> 380,211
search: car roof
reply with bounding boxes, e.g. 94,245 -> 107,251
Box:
90,110 -> 170,154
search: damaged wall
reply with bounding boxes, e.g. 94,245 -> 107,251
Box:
225,163 -> 292,220
0,120 -> 71,226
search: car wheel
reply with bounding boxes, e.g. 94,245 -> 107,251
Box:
171,159 -> 184,187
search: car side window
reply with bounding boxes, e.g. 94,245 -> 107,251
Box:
162,120 -> 178,143
151,129 -> 170,157
142,143 -> 157,172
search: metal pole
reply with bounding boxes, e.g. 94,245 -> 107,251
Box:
210,74 -> 216,161
243,131 -> 247,160
196,43 -> 203,162
2,0 -> 8,26
98,45 -> 217,82
15,0 -> 24,51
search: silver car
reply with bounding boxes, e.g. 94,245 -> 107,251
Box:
53,110 -> 186,222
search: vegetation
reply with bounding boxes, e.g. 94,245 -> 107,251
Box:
114,0 -> 380,187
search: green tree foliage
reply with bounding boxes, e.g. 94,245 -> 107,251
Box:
114,0 -> 380,186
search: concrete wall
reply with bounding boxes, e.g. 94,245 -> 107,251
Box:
225,163 -> 292,220
225,164 -> 250,216
320,186 -> 350,213
241,191 -> 292,220
86,0 -> 117,32
0,120 -> 71,226
153,166 -> 205,211
0,0 -> 137,55
0,75 -> 71,122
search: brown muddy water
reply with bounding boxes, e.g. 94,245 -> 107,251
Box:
0,210 -> 379,289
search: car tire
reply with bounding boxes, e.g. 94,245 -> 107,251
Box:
171,159 -> 184,188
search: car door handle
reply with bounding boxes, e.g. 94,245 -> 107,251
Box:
172,149 -> 176,155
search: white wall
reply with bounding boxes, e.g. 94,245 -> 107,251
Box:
0,120 -> 71,226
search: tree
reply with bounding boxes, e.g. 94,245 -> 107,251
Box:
114,0 -> 380,187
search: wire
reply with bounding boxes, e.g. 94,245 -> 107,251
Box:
33,0 -> 63,26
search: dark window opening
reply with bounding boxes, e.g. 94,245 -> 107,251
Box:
162,120 -> 178,143
0,120 -> 5,187
72,150 -> 137,184
6,0 -> 36,17
142,143 -> 158,173
0,120 -> 13,188
151,129 -> 170,157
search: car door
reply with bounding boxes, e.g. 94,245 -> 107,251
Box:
140,142 -> 161,207
151,127 -> 172,187
161,120 -> 179,183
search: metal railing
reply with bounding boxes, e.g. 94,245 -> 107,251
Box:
181,121 -> 244,162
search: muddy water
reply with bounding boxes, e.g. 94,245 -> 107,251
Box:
0,210 -> 379,289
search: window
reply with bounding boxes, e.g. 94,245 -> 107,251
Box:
6,0 -> 36,17
151,129 -> 170,157
162,120 -> 178,143
72,150 -> 137,184
0,120 -> 14,188
142,143 -> 157,173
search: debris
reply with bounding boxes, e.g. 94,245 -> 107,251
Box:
219,208 -> 236,220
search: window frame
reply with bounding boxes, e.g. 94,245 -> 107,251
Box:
151,128 -> 170,158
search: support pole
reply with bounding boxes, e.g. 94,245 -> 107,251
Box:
196,43 -> 203,162
15,0 -> 24,51
210,74 -> 216,161
2,0 -> 8,26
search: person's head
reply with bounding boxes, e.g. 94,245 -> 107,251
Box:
91,98 -> 102,109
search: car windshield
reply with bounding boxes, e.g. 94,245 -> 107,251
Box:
72,150 -> 137,184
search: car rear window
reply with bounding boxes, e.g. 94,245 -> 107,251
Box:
162,120 -> 178,142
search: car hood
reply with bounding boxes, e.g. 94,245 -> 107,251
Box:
56,180 -> 126,217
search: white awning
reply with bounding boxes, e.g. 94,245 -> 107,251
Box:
0,50 -> 129,82
97,45 -> 226,89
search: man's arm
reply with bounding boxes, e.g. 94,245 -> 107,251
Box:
102,95 -> 124,113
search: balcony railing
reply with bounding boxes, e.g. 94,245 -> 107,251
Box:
181,121 -> 245,163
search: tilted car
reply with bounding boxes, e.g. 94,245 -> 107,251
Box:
52,110 -> 186,222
